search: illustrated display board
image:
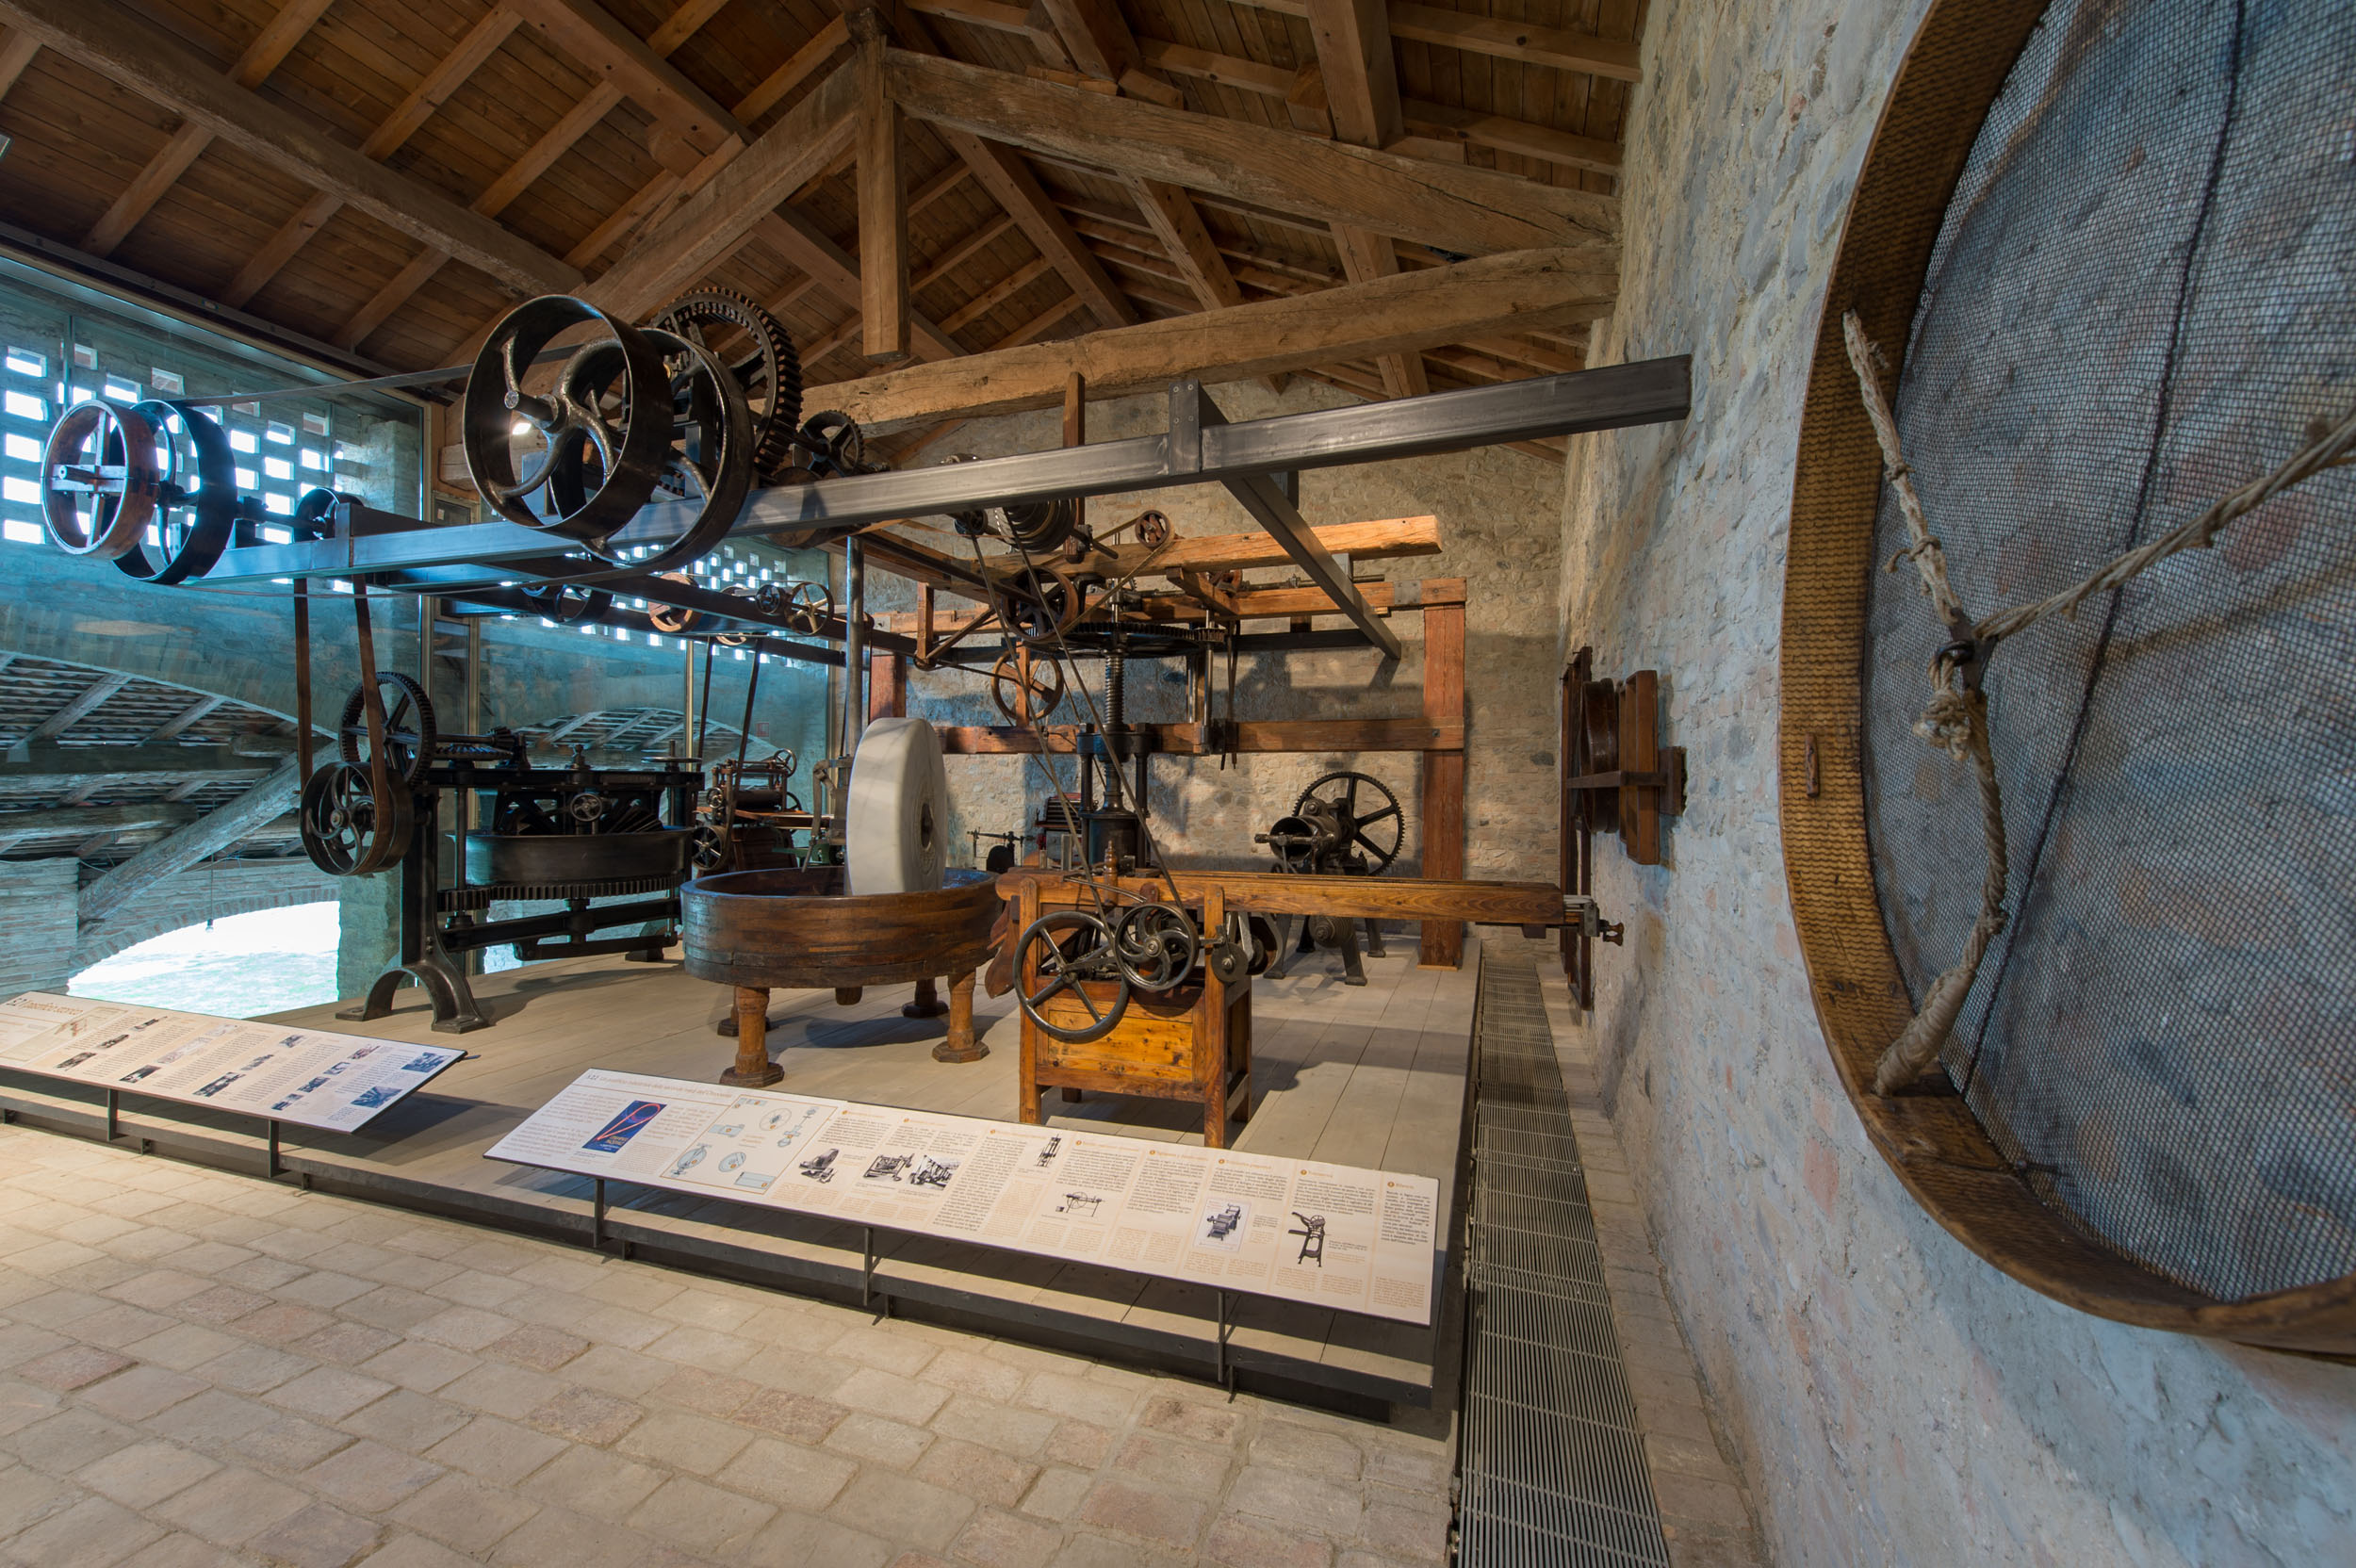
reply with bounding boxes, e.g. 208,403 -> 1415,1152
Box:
0,991 -> 465,1133
488,1070 -> 1442,1326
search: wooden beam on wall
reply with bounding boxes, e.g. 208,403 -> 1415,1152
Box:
0,0 -> 579,295
883,48 -> 1614,259
853,8 -> 909,364
815,244 -> 1612,432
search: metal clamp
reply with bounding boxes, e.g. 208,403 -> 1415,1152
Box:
1562,894 -> 1625,946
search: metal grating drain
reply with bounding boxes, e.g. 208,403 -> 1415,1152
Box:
1457,949 -> 1670,1568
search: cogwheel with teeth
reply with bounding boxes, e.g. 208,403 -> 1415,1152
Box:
650,289 -> 804,481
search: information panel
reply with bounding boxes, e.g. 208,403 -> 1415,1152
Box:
488,1070 -> 1442,1326
0,992 -> 465,1134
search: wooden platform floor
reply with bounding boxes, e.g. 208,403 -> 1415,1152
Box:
0,936 -> 1484,1409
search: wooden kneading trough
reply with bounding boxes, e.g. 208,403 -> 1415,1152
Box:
680,867 -> 1006,1086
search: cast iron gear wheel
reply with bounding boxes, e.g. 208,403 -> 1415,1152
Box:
338,672 -> 436,790
1294,770 -> 1404,875
651,289 -> 804,480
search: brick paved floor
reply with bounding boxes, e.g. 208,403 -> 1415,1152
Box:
0,1124 -> 1452,1568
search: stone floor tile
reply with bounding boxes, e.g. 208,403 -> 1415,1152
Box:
266,1368 -> 395,1424
385,1470 -> 543,1554
337,1389 -> 469,1455
0,1494 -> 163,1568
77,1303 -> 180,1349
825,1412 -> 935,1469
486,1506 -> 663,1568
829,1469 -> 976,1552
116,1532 -> 245,1568
409,1307 -> 517,1353
232,1303 -> 340,1347
834,1367 -> 950,1427
336,1289 -> 448,1336
625,1473 -> 779,1555
79,1365 -> 209,1423
245,1501 -> 382,1568
1226,1468 -> 1362,1541
1051,1530 -> 1194,1568
1359,1498 -> 1447,1562
139,1389 -> 274,1449
735,1387 -> 850,1444
1138,1393 -> 1246,1446
950,1507 -> 1065,1568
642,1325 -> 761,1373
650,1364 -> 755,1417
434,1360 -> 562,1421
149,1465 -> 309,1545
913,1348 -> 1024,1404
1019,1373 -> 1138,1431
830,1330 -> 938,1380
301,1439 -> 443,1513
100,1271 -> 213,1313
561,1345 -> 673,1400
1116,1431 -> 1235,1499
191,1343 -> 311,1395
0,1379 -> 62,1439
711,1435 -> 857,1512
482,1324 -> 587,1374
16,1344 -> 133,1392
1074,1478 -> 1207,1551
298,1325 -> 403,1368
429,1272 -> 530,1313
273,1273 -> 376,1312
1247,1420 -> 1364,1482
926,1396 -> 1058,1460
650,1289 -> 761,1334
739,1511 -> 894,1568
118,1326 -> 238,1375
1651,1469 -> 1752,1531
232,1414 -> 354,1474
73,1439 -> 221,1509
1203,1512 -> 1333,1568
1041,1419 -> 1116,1469
912,1435 -> 1038,1509
516,1444 -> 666,1523
5,1406 -> 142,1474
351,1347 -> 476,1394
421,1415 -> 568,1486
735,1346 -> 859,1397
1018,1465 -> 1092,1523
614,1406 -> 756,1476
0,1322 -> 71,1371
350,1533 -> 483,1568
525,1386 -> 642,1446
0,1456 -> 82,1528
170,1286 -> 272,1327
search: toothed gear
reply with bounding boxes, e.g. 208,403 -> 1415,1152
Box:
652,289 -> 804,481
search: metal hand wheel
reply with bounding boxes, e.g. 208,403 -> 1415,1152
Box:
1016,909 -> 1131,1043
299,761 -> 413,876
337,672 -> 436,790
1007,565 -> 1082,645
1294,770 -> 1405,874
1113,903 -> 1199,992
990,649 -> 1066,724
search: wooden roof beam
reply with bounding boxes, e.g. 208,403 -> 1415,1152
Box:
0,27 -> 38,103
883,49 -> 1615,260
1300,0 -> 1424,400
0,0 -> 578,295
755,205 -> 963,361
1223,0 -> 1641,83
811,242 -> 1612,432
83,0 -> 336,258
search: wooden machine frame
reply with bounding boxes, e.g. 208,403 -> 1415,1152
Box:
1780,0 -> 2356,1351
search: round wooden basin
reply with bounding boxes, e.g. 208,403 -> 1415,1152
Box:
679,865 -> 1003,990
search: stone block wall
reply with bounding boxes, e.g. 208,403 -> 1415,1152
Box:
1560,1 -> 2356,1563
870,380 -> 1564,888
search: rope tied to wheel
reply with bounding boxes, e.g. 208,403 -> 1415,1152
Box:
1841,308 -> 2356,1096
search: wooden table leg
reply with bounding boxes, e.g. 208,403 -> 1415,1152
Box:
904,977 -> 948,1019
834,987 -> 864,1006
721,987 -> 783,1086
932,971 -> 986,1063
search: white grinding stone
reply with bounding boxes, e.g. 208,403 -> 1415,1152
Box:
844,716 -> 949,894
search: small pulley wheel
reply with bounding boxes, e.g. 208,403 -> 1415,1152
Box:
115,400 -> 237,585
338,671 -> 436,789
714,585 -> 757,645
649,288 -> 803,479
1007,565 -> 1081,645
690,822 -> 728,872
1016,909 -> 1131,1043
1208,939 -> 1248,988
465,295 -> 673,546
289,487 -> 342,543
41,400 -> 163,558
1114,902 -> 1199,992
299,761 -> 413,876
798,411 -> 865,477
518,581 -> 613,624
1132,509 -> 1170,549
1294,770 -> 1404,875
647,571 -> 699,632
758,578 -> 833,633
990,650 -> 1065,725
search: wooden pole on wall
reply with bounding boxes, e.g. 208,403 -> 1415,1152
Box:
868,650 -> 908,721
1418,590 -> 1466,967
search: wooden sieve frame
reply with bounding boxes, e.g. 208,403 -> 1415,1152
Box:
1777,0 -> 2356,1353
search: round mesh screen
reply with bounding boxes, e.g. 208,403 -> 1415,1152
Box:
1861,0 -> 2356,1301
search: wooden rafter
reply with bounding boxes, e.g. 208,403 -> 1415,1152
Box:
1225,0 -> 1642,82
853,8 -> 908,364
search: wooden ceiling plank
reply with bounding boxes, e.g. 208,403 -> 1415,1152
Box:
500,0 -> 733,154
935,253 -> 1052,333
585,59 -> 856,319
336,247 -> 449,350
0,27 -> 39,102
81,0 -> 337,257
1331,221 -> 1426,399
853,9 -> 909,365
564,168 -> 680,269
1303,0 -> 1400,149
646,0 -> 731,55
1386,3 -> 1641,85
883,48 -> 1615,258
224,8 -> 522,308
734,13 -> 850,123
991,289 -> 1085,349
0,0 -> 580,295
907,160 -> 971,220
756,205 -> 961,360
810,242 -> 1613,432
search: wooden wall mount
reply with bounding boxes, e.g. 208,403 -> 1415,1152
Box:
1558,646 -> 1683,1006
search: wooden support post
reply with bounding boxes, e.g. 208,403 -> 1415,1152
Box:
1062,370 -> 1085,446
867,650 -> 908,720
723,986 -> 782,1086
904,976 -> 947,1018
852,8 -> 909,364
934,969 -> 984,1062
834,987 -> 865,1005
1419,591 -> 1466,967
1015,877 -> 1041,1120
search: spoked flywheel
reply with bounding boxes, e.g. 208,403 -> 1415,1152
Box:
300,761 -> 413,876
1112,902 -> 1199,992
1293,770 -> 1404,874
338,672 -> 436,790
1016,909 -> 1132,1043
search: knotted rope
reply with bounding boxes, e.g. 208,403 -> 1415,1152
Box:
1841,309 -> 2356,1095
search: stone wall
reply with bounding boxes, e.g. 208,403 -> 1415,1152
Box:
1561,1 -> 2356,1564
871,380 -> 1564,890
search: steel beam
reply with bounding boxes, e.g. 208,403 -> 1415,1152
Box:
188,358 -> 1690,587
